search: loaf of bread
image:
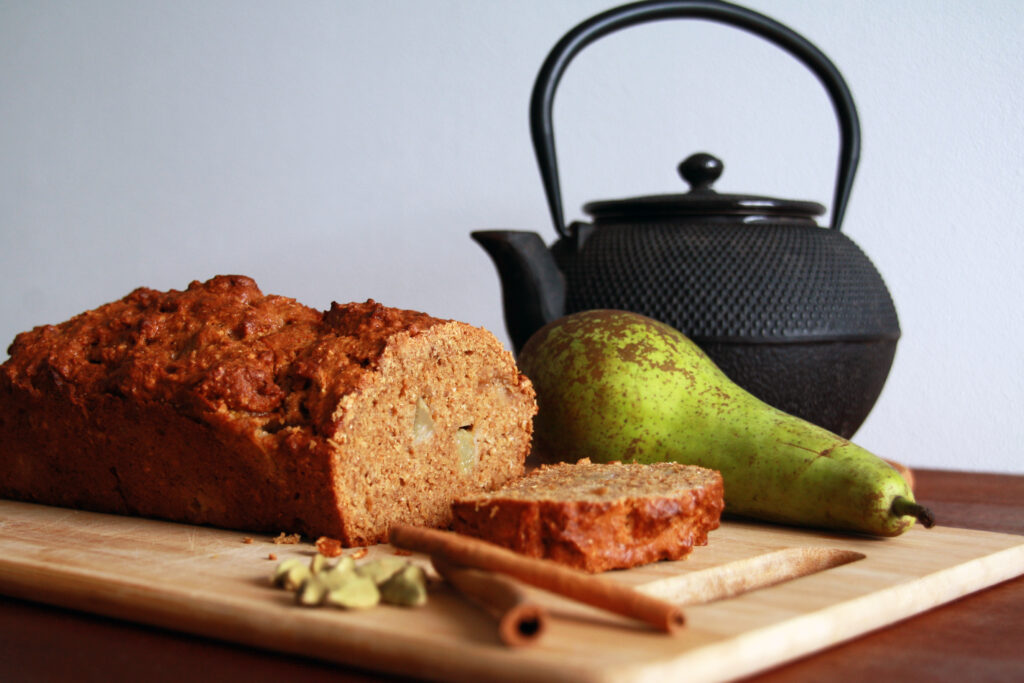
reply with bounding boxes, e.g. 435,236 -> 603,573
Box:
451,459 -> 724,573
0,275 -> 536,545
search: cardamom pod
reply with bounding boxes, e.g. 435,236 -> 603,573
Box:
296,575 -> 329,606
379,564 -> 428,607
281,563 -> 312,592
271,557 -> 306,587
310,552 -> 330,575
271,552 -> 426,610
319,563 -> 359,591
326,575 -> 381,609
356,556 -> 408,586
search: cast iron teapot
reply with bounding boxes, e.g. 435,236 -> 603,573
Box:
472,0 -> 900,439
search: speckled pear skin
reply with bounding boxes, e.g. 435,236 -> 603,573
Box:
517,309 -> 921,537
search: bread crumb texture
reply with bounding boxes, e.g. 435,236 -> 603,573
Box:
0,275 -> 536,545
452,459 -> 724,572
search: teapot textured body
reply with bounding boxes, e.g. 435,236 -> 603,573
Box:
473,0 -> 900,439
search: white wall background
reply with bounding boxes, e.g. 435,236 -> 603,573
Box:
2,1 -> 1021,474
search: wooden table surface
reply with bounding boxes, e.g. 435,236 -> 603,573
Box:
2,468 -> 1021,683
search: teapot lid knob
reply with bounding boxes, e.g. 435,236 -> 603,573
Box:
679,153 -> 723,192
583,150 -> 825,223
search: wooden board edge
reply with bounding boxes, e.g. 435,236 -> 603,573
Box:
0,557 -> 577,683
603,541 -> 1024,683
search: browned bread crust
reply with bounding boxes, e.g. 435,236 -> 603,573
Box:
0,275 -> 536,545
451,459 -> 724,573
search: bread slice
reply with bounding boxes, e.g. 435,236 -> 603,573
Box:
0,275 -> 537,545
451,459 -> 724,573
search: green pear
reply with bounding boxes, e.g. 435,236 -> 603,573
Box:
517,309 -> 934,537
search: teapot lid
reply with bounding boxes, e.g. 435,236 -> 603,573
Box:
583,153 -> 825,224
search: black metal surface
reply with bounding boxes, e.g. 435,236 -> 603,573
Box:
530,0 -> 861,238
555,220 -> 900,344
472,230 -> 566,353
583,153 -> 826,223
701,339 -> 898,438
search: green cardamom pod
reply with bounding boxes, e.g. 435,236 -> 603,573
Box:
310,552 -> 330,575
271,557 -> 306,587
356,557 -> 408,586
379,564 -> 428,607
296,576 -> 329,606
282,563 -> 312,592
326,575 -> 381,609
319,563 -> 359,591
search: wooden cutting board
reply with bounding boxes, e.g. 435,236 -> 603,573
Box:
0,499 -> 1021,682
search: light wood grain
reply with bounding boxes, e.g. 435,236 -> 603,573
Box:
0,499 -> 1021,683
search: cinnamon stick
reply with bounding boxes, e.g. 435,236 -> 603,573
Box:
389,524 -> 684,633
432,556 -> 547,647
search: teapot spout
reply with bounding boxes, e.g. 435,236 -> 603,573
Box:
471,230 -> 566,353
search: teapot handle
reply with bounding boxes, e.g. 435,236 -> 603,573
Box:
531,0 -> 860,238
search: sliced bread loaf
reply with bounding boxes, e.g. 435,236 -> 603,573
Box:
0,275 -> 537,545
451,459 -> 724,572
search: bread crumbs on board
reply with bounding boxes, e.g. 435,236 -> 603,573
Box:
315,536 -> 343,557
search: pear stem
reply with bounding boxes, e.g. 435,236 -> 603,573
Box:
891,496 -> 936,528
